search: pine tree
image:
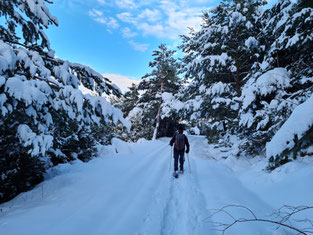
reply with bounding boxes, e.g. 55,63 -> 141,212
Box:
0,0 -> 58,53
120,83 -> 139,117
129,44 -> 181,140
238,0 -> 313,156
0,0 -> 128,203
180,0 -> 266,143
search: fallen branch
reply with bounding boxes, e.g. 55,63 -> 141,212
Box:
207,205 -> 313,235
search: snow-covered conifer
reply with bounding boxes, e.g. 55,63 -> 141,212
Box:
238,0 -> 313,156
128,44 -> 181,140
180,0 -> 266,143
0,0 -> 128,203
120,83 -> 139,118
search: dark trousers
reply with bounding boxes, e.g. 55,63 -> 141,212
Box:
173,150 -> 185,171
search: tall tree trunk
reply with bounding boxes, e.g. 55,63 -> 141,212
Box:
276,41 -> 281,67
235,52 -> 241,94
152,74 -> 164,140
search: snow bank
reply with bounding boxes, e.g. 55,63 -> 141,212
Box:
111,138 -> 132,155
96,144 -> 116,157
189,126 -> 200,135
266,93 -> 313,158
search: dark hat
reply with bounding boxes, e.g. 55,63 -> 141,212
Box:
178,124 -> 184,131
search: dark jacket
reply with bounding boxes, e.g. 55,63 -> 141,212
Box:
170,132 -> 190,152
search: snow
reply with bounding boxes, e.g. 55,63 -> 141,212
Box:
245,36 -> 259,49
53,62 -> 78,88
229,12 -> 246,26
17,124 -> 53,157
286,33 -> 300,47
127,107 -> 143,119
25,0 -> 58,27
161,92 -> 185,118
241,68 -> 290,110
189,126 -> 200,135
111,137 -> 132,155
5,76 -> 51,107
266,93 -> 313,159
207,82 -> 229,96
103,74 -> 139,94
192,53 -> 230,69
255,68 -> 290,96
16,49 -> 37,76
239,112 -> 254,128
0,76 -> 5,87
208,53 -> 230,67
1,136 -> 312,235
0,40 -> 16,74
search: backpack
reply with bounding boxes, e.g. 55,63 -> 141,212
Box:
175,133 -> 185,151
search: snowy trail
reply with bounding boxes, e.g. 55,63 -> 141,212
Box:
0,140 -> 177,235
138,142 -> 213,235
1,136 -> 312,235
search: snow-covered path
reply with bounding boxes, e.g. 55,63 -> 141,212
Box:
1,136 -> 313,235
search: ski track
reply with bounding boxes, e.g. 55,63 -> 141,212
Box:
138,139 -> 214,235
0,136 -> 278,235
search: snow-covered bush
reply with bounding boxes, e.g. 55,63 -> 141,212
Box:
0,0 -> 129,203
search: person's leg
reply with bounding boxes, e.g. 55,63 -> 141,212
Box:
173,150 -> 179,171
179,151 -> 185,171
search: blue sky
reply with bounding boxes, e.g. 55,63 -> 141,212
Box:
46,0 -> 276,82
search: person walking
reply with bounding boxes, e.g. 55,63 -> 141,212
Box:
169,124 -> 190,177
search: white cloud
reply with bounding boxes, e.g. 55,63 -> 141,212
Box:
103,73 -> 140,93
88,0 -> 212,44
89,8 -> 103,17
138,9 -> 162,22
137,23 -> 166,38
89,9 -> 119,29
115,1 -> 208,40
122,27 -> 138,38
128,40 -> 149,52
95,17 -> 106,24
115,0 -> 137,9
107,17 -> 120,29
97,0 -> 106,5
89,9 -> 106,24
117,12 -> 138,24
